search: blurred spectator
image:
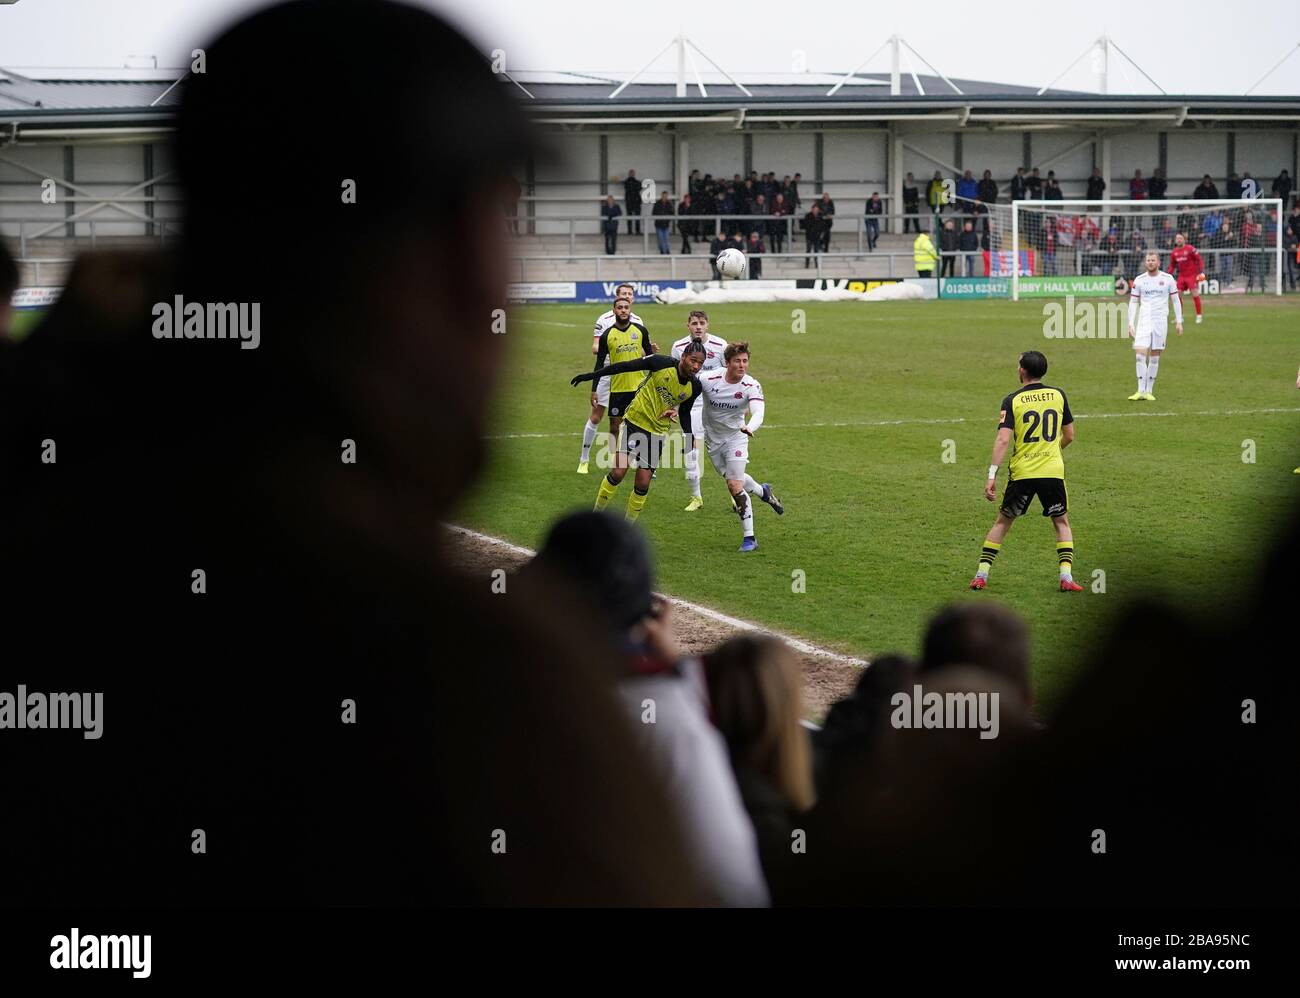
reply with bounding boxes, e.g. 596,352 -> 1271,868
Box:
1129,169 -> 1147,200
695,181 -> 716,242
789,173 -> 803,210
1045,178 -> 1063,201
959,220 -> 979,275
769,193 -> 790,253
928,170 -> 946,215
1273,169 -> 1293,209
1218,219 -> 1237,284
1042,217 -> 1057,275
1194,174 -> 1220,199
939,219 -> 958,277
719,184 -> 739,237
903,172 -> 921,232
688,168 -> 702,198
1284,204 -> 1300,290
503,175 -> 521,235
1086,167 -> 1105,201
703,635 -> 814,900
752,193 -> 770,237
813,654 -> 917,800
1202,209 -> 1222,241
746,231 -> 765,279
1242,211 -> 1262,291
601,195 -> 621,254
1010,166 -> 1027,202
652,191 -> 674,254
623,168 -> 642,234
1025,167 -> 1043,200
977,169 -> 998,206
865,192 -> 882,250
920,603 -> 1032,708
957,169 -> 978,205
526,513 -> 770,907
0,237 -> 16,339
677,193 -> 695,253
817,192 -> 835,251
710,231 -> 729,279
1227,172 -> 1244,200
801,203 -> 825,268
1148,167 -> 1167,200
1100,227 -> 1121,274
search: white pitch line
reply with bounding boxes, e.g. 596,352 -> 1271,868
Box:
484,406 -> 1300,440
446,524 -> 870,668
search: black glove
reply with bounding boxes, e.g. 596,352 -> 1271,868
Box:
571,372 -> 594,386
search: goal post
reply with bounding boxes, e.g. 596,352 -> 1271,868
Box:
1009,199 -> 1285,301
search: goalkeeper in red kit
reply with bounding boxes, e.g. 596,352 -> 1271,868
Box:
1169,232 -> 1205,324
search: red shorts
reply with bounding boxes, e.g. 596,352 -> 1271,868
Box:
1176,274 -> 1200,293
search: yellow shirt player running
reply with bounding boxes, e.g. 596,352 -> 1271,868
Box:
971,350 -> 1083,593
570,342 -> 705,522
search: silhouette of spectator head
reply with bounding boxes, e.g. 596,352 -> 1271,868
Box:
920,603 -> 1032,707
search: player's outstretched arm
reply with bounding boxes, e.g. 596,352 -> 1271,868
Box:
571,354 -> 674,386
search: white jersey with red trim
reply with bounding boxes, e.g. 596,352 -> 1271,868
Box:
1128,269 -> 1182,333
670,333 -> 728,371
699,370 -> 765,437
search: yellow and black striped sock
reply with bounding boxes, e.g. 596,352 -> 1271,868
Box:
1056,541 -> 1074,579
625,486 -> 650,522
976,540 -> 1001,577
594,473 -> 619,511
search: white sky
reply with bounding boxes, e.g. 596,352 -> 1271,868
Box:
1,0 -> 1298,95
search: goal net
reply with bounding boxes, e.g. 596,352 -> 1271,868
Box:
1008,199 -> 1284,299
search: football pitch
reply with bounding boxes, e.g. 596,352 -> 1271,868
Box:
459,296 -> 1300,709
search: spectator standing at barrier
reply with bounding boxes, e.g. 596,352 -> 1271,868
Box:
740,178 -> 757,217
752,193 -> 770,243
746,231 -> 765,279
697,182 -> 716,242
1284,204 -> 1300,291
1273,169 -> 1293,210
1042,218 -> 1057,276
1219,219 -> 1237,286
1025,167 -> 1043,201
602,195 -> 622,254
710,231 -> 729,279
790,173 -> 803,211
1045,178 -> 1063,202
1085,167 -> 1105,201
652,191 -> 674,254
689,168 -> 702,199
1227,172 -> 1244,200
914,229 -> 939,281
677,193 -> 694,253
957,170 -> 978,207
802,203 -> 825,268
959,220 -> 979,276
939,219 -> 959,277
865,192 -> 882,251
1010,166 -> 1027,203
903,172 -> 921,233
503,175 -> 521,235
624,169 -> 642,234
1129,169 -> 1147,200
818,192 -> 835,251
769,193 -> 790,254
719,185 -> 738,237
1148,167 -> 1167,200
977,170 -> 998,207
1242,211 -> 1263,292
928,171 -> 946,216
1194,175 -> 1220,199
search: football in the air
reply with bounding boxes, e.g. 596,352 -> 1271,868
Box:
716,247 -> 747,279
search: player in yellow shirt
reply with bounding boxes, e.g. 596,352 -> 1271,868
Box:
570,341 -> 705,521
971,350 -> 1083,592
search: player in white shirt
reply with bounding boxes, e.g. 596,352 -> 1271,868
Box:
1127,250 -> 1183,401
578,283 -> 643,472
694,340 -> 785,552
671,310 -> 728,510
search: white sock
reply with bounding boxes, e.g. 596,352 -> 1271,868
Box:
1145,355 -> 1160,393
735,490 -> 754,538
684,444 -> 702,497
743,474 -> 765,498
580,420 -> 599,461
1135,355 -> 1147,392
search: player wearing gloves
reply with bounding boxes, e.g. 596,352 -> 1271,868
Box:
1169,232 -> 1206,325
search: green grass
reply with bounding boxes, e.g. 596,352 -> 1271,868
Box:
465,297 -> 1298,708
8,308 -> 45,342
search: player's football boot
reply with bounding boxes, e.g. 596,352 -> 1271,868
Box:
1059,578 -> 1084,592
577,461 -> 589,475
761,483 -> 784,515
684,495 -> 704,512
1195,314 -> 1202,324
739,536 -> 758,552
969,576 -> 987,590
1127,391 -> 1143,401
1142,391 -> 1156,401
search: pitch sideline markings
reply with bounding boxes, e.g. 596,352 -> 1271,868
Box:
485,406 -> 1300,440
446,523 -> 871,668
